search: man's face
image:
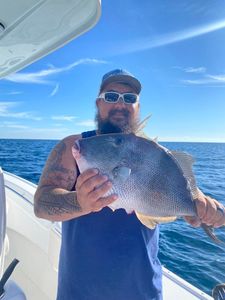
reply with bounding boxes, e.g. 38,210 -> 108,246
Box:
96,82 -> 140,134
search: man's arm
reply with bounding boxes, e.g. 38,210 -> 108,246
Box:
34,135 -> 117,222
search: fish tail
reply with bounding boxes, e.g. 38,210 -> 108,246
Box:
201,223 -> 225,245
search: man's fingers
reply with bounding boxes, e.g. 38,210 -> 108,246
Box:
75,169 -> 99,190
194,197 -> 207,220
194,194 -> 225,227
213,206 -> 225,228
89,180 -> 113,200
82,174 -> 108,194
184,216 -> 201,227
202,197 -> 217,225
93,194 -> 118,211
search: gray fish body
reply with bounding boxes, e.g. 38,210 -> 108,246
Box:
72,133 -> 197,218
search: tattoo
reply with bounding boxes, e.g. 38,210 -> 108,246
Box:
36,190 -> 82,216
41,141 -> 76,191
35,139 -> 83,217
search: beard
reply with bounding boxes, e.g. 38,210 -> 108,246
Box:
96,108 -> 140,134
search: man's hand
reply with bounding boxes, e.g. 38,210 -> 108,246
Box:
76,168 -> 118,213
184,191 -> 225,228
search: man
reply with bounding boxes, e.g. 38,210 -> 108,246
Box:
34,69 -> 225,300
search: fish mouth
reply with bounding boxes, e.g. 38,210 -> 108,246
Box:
72,140 -> 80,159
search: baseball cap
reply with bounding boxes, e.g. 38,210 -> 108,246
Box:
99,69 -> 142,94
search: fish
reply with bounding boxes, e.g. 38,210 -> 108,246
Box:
72,132 -> 222,243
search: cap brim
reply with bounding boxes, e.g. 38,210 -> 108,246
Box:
100,74 -> 141,94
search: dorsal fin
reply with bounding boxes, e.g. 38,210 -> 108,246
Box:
171,151 -> 199,200
135,114 -> 151,136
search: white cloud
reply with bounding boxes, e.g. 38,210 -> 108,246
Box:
181,79 -> 213,85
0,121 -> 28,129
4,58 -> 108,84
3,124 -> 28,129
0,126 -> 72,140
207,74 -> 225,82
0,101 -> 42,120
184,67 -> 206,74
2,91 -> 23,96
113,18 -> 225,54
51,115 -> 77,122
50,84 -> 59,97
75,119 -> 95,127
181,73 -> 225,86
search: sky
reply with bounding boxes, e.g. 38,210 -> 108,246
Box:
1,0 -> 225,142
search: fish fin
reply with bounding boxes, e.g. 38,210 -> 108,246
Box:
212,283 -> 225,300
171,151 -> 199,200
201,223 -> 225,245
112,166 -> 131,183
136,114 -> 151,132
135,114 -> 152,136
135,212 -> 177,229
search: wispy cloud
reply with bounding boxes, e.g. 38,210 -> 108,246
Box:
173,66 -> 207,74
50,84 -> 59,97
0,125 -> 71,139
181,74 -> 225,86
51,115 -> 77,122
4,58 -> 108,84
0,102 -> 42,120
113,18 -> 225,54
0,124 -> 29,129
0,91 -> 23,96
181,79 -> 214,85
184,67 -> 206,74
207,74 -> 225,82
176,66 -> 225,87
75,119 -> 95,127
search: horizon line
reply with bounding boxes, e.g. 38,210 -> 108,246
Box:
0,137 -> 225,144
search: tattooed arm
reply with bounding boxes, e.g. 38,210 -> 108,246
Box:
34,134 -> 85,221
34,134 -> 116,222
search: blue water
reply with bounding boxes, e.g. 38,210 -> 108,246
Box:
0,139 -> 225,296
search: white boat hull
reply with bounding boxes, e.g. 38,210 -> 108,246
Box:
1,170 -> 213,300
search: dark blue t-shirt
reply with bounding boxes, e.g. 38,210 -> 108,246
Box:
56,131 -> 162,300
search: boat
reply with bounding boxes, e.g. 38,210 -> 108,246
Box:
0,0 -> 221,299
0,0 -> 101,78
0,168 -> 214,299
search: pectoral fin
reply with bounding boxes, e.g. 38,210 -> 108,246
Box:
112,166 -> 131,183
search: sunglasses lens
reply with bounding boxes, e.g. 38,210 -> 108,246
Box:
104,92 -> 119,103
123,94 -> 138,104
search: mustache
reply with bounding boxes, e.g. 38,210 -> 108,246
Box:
108,109 -> 130,118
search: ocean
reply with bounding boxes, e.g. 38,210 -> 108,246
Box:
0,139 -> 225,296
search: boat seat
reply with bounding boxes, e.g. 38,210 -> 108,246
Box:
0,168 -> 26,299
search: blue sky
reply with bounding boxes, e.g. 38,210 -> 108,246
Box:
1,0 -> 225,142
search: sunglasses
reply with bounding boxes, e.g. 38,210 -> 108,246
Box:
98,92 -> 139,104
